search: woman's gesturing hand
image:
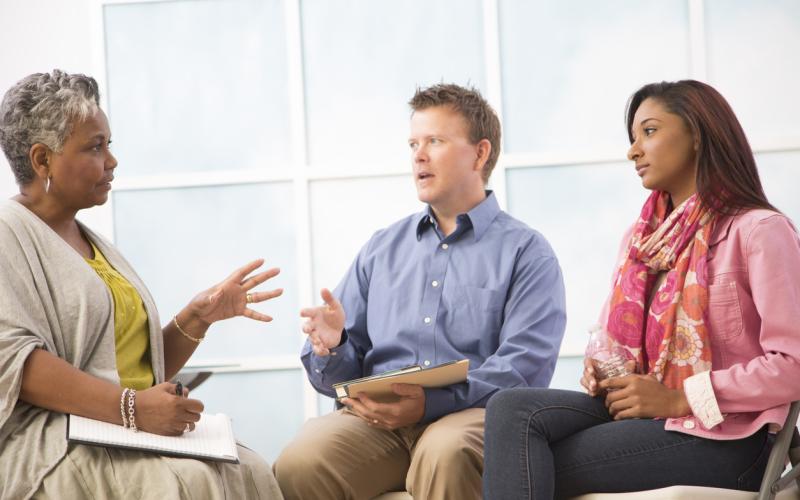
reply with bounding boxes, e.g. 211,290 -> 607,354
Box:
134,383 -> 203,436
188,259 -> 283,326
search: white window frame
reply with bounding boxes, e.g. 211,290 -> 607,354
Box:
92,0 -> 800,421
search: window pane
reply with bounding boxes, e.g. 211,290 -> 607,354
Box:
0,170 -> 14,200
104,0 -> 290,175
309,176 -> 423,293
301,0 -> 485,166
757,150 -> 800,223
499,0 -> 690,155
506,164 -> 645,354
191,369 -> 304,462
112,183 -> 300,360
318,393 -> 336,416
551,356 -> 582,391
706,0 -> 800,144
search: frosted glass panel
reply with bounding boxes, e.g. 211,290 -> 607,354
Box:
506,164 -> 646,354
757,151 -> 800,224
104,0 -> 290,175
301,0 -> 485,166
550,356 -> 583,391
309,175 -> 423,294
112,183 -> 299,360
706,0 -> 800,144
318,393 -> 336,416
190,369 -> 304,462
0,169 -> 14,200
499,0 -> 690,155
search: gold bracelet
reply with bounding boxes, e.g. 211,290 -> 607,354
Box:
174,315 -> 204,343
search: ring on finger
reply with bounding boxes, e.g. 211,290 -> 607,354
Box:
246,293 -> 254,304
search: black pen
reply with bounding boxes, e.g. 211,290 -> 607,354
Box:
175,382 -> 183,397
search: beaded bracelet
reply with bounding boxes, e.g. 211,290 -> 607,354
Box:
120,388 -> 130,428
127,388 -> 138,432
174,315 -> 204,344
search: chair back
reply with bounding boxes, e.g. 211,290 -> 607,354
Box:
757,400 -> 800,500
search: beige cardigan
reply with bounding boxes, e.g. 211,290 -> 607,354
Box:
0,200 -> 165,500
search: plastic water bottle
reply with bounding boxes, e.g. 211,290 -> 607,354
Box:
585,324 -> 635,380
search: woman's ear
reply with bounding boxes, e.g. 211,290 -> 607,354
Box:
29,143 -> 51,180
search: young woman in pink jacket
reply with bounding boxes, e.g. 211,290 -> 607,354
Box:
483,80 -> 800,499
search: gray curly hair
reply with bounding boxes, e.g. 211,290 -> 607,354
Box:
0,70 -> 100,185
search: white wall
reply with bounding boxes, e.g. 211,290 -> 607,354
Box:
0,0 -> 112,235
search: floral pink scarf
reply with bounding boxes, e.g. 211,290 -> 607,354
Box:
606,191 -> 716,390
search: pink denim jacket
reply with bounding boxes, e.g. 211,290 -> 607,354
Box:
600,209 -> 800,440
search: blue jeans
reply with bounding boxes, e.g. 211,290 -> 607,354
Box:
483,388 -> 772,499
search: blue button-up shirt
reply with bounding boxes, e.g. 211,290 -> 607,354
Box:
302,192 -> 566,422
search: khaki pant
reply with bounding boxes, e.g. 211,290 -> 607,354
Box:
274,407 -> 485,500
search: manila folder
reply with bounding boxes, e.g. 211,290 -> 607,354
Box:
335,359 -> 469,402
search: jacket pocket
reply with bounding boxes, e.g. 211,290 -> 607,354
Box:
708,281 -> 744,341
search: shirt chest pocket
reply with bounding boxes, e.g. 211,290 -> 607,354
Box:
457,285 -> 505,328
707,282 -> 744,341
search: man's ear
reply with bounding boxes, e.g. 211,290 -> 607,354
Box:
29,143 -> 51,180
475,139 -> 491,171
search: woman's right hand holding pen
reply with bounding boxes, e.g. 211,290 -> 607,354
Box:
134,382 -> 203,436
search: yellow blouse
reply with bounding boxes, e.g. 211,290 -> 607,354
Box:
85,241 -> 154,390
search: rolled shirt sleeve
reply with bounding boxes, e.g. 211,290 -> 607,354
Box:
683,370 -> 724,428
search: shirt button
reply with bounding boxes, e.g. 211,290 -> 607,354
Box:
330,352 -> 337,356
424,317 -> 432,324
441,243 -> 449,250
314,369 -> 321,373
431,280 -> 439,287
423,360 -> 431,367
682,419 -> 696,430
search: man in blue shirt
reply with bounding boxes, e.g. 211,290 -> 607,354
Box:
275,84 -> 566,499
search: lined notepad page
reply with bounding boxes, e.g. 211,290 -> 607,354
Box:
69,413 -> 239,462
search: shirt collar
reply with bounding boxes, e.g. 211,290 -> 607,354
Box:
415,190 -> 500,241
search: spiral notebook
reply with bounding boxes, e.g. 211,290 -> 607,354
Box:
68,413 -> 240,464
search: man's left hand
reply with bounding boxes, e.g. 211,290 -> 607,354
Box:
342,383 -> 425,430
600,374 -> 691,420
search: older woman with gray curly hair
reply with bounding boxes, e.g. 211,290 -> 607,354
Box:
0,70 -> 284,499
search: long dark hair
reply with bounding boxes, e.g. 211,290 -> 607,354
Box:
625,80 -> 777,215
